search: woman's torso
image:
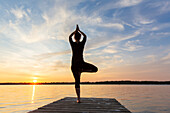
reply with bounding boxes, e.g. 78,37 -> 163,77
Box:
71,42 -> 85,66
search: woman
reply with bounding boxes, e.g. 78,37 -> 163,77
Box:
69,25 -> 98,103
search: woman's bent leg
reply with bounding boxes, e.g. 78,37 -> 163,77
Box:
82,62 -> 98,72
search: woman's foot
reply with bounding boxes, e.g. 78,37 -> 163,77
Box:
77,99 -> 81,103
75,88 -> 81,103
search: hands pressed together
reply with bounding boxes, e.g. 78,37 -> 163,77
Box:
69,24 -> 86,41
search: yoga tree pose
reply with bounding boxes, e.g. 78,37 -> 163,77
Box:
69,25 -> 98,103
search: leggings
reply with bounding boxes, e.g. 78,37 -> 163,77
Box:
71,62 -> 98,88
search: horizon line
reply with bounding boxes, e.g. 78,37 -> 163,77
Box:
0,80 -> 170,85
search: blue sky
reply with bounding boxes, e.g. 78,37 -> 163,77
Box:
0,0 -> 170,82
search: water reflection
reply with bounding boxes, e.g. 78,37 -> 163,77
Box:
31,85 -> 35,103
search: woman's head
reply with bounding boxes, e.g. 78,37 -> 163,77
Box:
74,31 -> 81,41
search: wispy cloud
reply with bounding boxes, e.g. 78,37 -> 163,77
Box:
98,23 -> 124,31
116,0 -> 143,8
87,30 -> 141,50
122,40 -> 143,51
98,0 -> 143,11
35,50 -> 71,60
113,55 -> 124,64
161,53 -> 170,64
148,1 -> 170,14
10,6 -> 29,20
145,55 -> 156,64
102,45 -> 118,54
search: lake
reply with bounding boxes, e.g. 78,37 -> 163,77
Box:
0,85 -> 169,113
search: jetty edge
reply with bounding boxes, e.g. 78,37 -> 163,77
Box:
28,97 -> 131,113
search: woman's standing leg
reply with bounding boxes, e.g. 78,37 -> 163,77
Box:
72,70 -> 81,103
75,87 -> 80,103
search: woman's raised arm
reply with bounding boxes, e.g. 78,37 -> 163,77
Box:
69,31 -> 76,44
76,24 -> 87,43
79,30 -> 86,43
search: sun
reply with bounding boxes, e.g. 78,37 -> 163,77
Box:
33,79 -> 37,83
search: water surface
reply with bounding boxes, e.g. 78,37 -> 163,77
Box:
0,85 -> 169,113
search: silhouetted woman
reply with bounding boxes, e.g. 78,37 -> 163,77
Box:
69,25 -> 98,103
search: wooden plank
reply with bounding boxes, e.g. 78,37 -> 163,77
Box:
28,97 -> 131,113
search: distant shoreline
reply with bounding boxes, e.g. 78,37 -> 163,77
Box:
0,81 -> 170,85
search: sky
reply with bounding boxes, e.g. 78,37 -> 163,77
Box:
0,0 -> 170,82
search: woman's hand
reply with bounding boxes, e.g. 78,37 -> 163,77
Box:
76,24 -> 79,31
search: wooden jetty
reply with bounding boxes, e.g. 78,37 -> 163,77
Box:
28,97 -> 131,113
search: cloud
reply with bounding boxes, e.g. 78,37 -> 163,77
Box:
51,61 -> 69,71
35,50 -> 70,60
122,40 -> 143,51
10,6 -> 30,20
148,1 -> 170,14
102,45 -> 118,54
113,55 -> 124,64
154,32 -> 170,37
98,0 -> 143,11
152,23 -> 170,31
5,2 -> 107,43
161,53 -> 170,64
121,21 -> 135,28
145,55 -> 156,64
139,19 -> 154,25
87,30 -> 141,50
4,4 -> 75,43
133,11 -> 155,26
3,0 -> 143,45
117,0 -> 143,8
98,23 -> 124,31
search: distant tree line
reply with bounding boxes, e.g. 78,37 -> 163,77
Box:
0,81 -> 170,85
